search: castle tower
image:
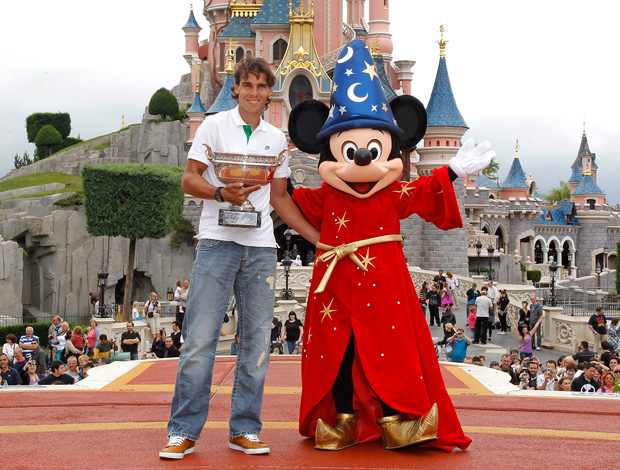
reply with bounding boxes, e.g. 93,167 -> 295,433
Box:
571,160 -> 605,210
182,5 -> 203,96
571,129 -> 598,182
568,165 -> 582,193
367,0 -> 394,62
408,26 -> 469,274
500,140 -> 530,199
186,69 -> 208,144
347,0 -> 366,31
206,45 -> 237,116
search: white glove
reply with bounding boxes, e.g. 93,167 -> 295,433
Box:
449,138 -> 496,178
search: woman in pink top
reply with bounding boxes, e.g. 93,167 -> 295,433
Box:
86,319 -> 101,357
597,372 -> 615,393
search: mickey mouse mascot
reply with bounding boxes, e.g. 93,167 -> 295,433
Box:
288,40 -> 494,452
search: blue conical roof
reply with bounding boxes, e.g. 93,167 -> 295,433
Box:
569,165 -> 582,183
501,157 -> 528,189
183,9 -> 201,29
252,0 -> 300,24
572,174 -> 604,195
426,57 -> 468,128
373,55 -> 397,102
206,74 -> 236,115
187,91 -> 206,113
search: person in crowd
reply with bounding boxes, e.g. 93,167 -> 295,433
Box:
474,287 -> 492,344
540,359 -> 558,391
97,356 -> 112,366
446,328 -> 472,363
599,341 -> 613,368
496,290 -> 510,335
571,362 -> 601,392
94,334 -> 112,359
143,292 -> 162,338
62,330 -> 84,362
517,357 -> 544,390
56,322 -> 71,361
435,322 -> 456,361
466,283 -> 480,315
151,331 -> 166,358
529,295 -> 544,351
72,326 -> 84,352
587,306 -> 608,355
418,281 -> 428,319
609,356 -> 619,370
173,280 -> 183,300
162,337 -> 180,358
607,317 -> 619,354
85,319 -> 101,357
511,312 -> 545,360
489,361 -> 500,370
65,356 -> 81,380
557,356 -> 575,378
596,372 -> 616,394
19,326 -> 39,360
467,306 -> 477,339
176,280 -> 190,326
23,360 -> 41,385
445,271 -> 459,308
518,300 -> 530,330
170,321 -> 184,351
48,315 -> 63,360
3,334 -> 18,363
433,270 -> 446,286
282,312 -> 304,355
557,377 -> 572,391
0,353 -> 22,385
462,356 -> 473,364
500,354 -> 519,385
11,348 -> 27,375
178,279 -> 190,303
471,356 -> 482,366
293,254 -> 302,266
427,283 -> 441,327
80,362 -> 95,379
132,301 -> 141,321
121,322 -> 141,361
440,281 -> 453,310
441,305 -> 456,328
29,339 -> 48,377
37,360 -> 76,385
231,334 -> 239,356
78,354 -> 90,371
573,340 -> 595,364
478,355 -> 486,366
305,249 -> 315,266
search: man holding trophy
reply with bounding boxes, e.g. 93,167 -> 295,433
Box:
160,57 -> 318,459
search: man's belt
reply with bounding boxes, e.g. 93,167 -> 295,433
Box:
314,234 -> 403,293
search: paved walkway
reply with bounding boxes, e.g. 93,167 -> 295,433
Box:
1,356 -> 618,470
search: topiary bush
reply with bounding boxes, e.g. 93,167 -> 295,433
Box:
527,270 -> 542,283
26,112 -> 71,142
35,125 -> 63,157
170,218 -> 196,250
148,87 -> 179,120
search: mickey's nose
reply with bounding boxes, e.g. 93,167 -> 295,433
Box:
354,148 -> 372,166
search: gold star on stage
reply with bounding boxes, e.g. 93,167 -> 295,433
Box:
382,102 -> 388,112
321,299 -> 337,323
335,212 -> 350,231
362,60 -> 379,81
332,83 -> 338,93
359,248 -> 376,269
393,183 -> 414,198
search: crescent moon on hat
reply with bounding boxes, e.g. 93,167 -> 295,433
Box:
337,46 -> 354,63
347,83 -> 368,103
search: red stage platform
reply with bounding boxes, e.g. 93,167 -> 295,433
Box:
1,356 -> 618,470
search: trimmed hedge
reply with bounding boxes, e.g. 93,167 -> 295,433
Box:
35,125 -> 63,157
527,270 -> 542,283
82,163 -> 184,239
148,87 -> 179,120
26,112 -> 71,142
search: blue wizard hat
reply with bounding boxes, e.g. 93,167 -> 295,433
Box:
316,39 -> 403,140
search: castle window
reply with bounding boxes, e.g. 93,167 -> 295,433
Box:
273,38 -> 287,63
446,140 -> 450,146
436,140 -> 440,146
587,199 -> 596,210
545,211 -> 553,221
235,47 -> 244,63
289,75 -> 313,109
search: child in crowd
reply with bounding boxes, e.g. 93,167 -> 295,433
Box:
467,306 -> 477,339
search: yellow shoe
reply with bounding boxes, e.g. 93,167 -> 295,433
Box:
228,434 -> 270,454
315,412 -> 360,451
376,403 -> 439,450
159,436 -> 195,459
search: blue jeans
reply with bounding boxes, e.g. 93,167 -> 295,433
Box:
167,239 -> 276,441
532,327 -> 542,349
287,340 -> 296,354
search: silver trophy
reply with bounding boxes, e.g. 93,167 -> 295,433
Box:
204,144 -> 286,228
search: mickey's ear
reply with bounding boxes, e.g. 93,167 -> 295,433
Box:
390,95 -> 427,150
288,100 -> 329,154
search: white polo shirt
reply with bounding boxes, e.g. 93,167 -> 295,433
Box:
187,106 -> 290,247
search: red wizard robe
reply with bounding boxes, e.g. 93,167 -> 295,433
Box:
292,165 -> 471,451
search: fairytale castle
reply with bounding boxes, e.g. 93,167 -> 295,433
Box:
177,0 -> 618,283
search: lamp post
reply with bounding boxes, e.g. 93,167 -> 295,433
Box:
549,261 -> 558,306
97,265 -> 109,317
487,244 -> 495,281
595,262 -> 602,289
476,240 -> 482,275
280,228 -> 295,300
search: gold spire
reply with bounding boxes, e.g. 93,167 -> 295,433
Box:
526,173 -> 533,184
514,139 -> 520,159
195,70 -> 201,93
224,39 -> 237,74
437,25 -> 448,59
584,158 -> 592,176
190,3 -> 193,10
121,115 -> 125,129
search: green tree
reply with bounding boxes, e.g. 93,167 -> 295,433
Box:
26,112 -> 71,142
148,87 -> 179,120
13,151 -> 33,169
543,181 -> 571,204
82,163 -> 184,319
35,125 -> 63,157
482,159 -> 499,181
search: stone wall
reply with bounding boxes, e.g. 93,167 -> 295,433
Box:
0,239 -> 23,322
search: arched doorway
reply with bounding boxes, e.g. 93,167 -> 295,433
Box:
495,226 -> 505,253
288,74 -> 313,109
548,240 -> 558,263
561,241 -> 570,269
534,240 -> 544,264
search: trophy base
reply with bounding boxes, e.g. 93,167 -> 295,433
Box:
219,208 -> 262,228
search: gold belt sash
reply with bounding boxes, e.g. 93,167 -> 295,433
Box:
314,234 -> 403,293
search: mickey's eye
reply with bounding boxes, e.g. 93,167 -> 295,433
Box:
368,140 -> 382,161
342,142 -> 358,163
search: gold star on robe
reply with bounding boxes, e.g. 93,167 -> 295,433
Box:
321,299 -> 337,323
358,248 -> 376,270
382,102 -> 388,112
306,328 -> 313,344
335,212 -> 350,231
393,183 -> 414,199
362,61 -> 379,81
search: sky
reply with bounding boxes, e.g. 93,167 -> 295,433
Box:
2,1 -> 619,202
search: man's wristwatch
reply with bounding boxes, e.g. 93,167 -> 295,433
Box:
214,187 -> 225,203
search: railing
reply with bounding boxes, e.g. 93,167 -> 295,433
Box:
535,286 -> 620,316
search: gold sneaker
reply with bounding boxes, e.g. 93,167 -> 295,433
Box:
315,412 -> 360,451
377,403 -> 439,450
228,434 -> 270,454
159,436 -> 195,459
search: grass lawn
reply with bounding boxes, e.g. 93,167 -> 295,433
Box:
0,172 -> 81,198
